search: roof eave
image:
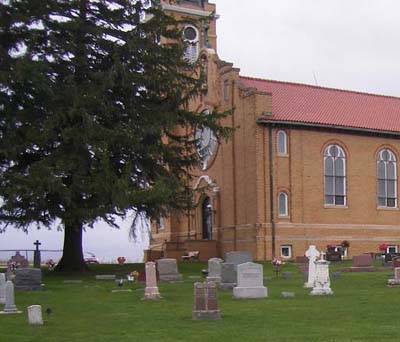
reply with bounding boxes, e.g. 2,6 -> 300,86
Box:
256,118 -> 400,137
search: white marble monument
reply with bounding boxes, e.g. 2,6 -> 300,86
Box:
310,260 -> 333,296
0,273 -> 6,304
1,280 -> 21,314
388,267 -> 400,286
304,245 -> 320,288
27,305 -> 44,325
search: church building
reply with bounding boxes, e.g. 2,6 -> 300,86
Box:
147,0 -> 400,261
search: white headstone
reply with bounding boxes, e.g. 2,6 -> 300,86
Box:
387,267 -> 400,286
3,280 -> 18,313
206,258 -> 223,283
233,262 -> 267,299
0,273 -> 6,304
27,305 -> 44,325
304,245 -> 320,288
310,260 -> 333,295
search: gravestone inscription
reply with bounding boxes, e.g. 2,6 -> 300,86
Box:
310,260 -> 333,295
192,282 -> 220,320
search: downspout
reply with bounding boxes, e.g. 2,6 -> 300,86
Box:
268,126 -> 276,259
231,80 -> 237,251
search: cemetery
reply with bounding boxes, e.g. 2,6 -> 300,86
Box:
1,253 -> 400,341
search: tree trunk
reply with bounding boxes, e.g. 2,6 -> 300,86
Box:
55,221 -> 88,272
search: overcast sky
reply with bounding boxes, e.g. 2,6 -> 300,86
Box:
214,0 -> 400,97
2,0 -> 400,263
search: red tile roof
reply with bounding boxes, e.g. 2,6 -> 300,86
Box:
240,76 -> 400,134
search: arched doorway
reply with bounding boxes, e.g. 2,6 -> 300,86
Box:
201,196 -> 212,240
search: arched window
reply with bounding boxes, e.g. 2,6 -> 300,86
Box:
183,25 -> 199,64
277,130 -> 287,155
377,149 -> 397,207
278,192 -> 288,216
324,144 -> 346,205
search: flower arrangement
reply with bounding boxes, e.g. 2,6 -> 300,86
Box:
117,256 -> 126,265
45,259 -> 56,270
127,270 -> 140,282
379,243 -> 388,252
271,258 -> 282,267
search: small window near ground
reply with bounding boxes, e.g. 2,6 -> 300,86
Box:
277,130 -> 287,155
280,245 -> 292,258
278,192 -> 288,217
387,245 -> 398,254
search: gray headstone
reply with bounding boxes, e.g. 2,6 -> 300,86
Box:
282,272 -> 292,280
206,258 -> 223,283
95,275 -> 116,280
281,291 -> 295,298
14,268 -> 42,290
233,262 -> 267,299
192,282 -> 220,320
224,251 -> 253,268
3,281 -> 18,313
219,263 -> 236,290
0,273 -> 5,304
8,252 -> 29,268
27,305 -> 43,325
63,280 -> 83,284
156,258 -> 182,282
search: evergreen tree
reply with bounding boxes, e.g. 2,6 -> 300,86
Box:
0,0 -> 230,271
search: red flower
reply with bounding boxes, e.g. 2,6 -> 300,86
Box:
379,243 -> 388,251
117,256 -> 126,264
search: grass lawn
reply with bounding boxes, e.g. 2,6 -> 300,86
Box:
1,260 -> 399,342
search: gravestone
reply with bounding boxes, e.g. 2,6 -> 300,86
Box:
0,273 -> 6,304
295,256 -> 309,264
63,280 -> 83,284
350,254 -> 374,271
304,245 -> 320,288
8,251 -> 29,268
192,282 -> 220,320
14,268 -> 42,291
224,251 -> 253,269
1,281 -> 20,314
95,275 -> 116,280
281,291 -> 295,298
156,258 -> 182,282
282,272 -> 292,280
206,258 -> 223,283
233,262 -> 267,299
387,267 -> 400,286
219,263 -> 236,290
27,305 -> 44,325
33,240 -> 41,269
392,257 -> 400,269
310,260 -> 333,295
143,262 -> 161,300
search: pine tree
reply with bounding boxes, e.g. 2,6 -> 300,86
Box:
0,0 -> 231,271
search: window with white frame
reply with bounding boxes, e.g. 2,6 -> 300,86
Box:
183,25 -> 199,64
377,149 -> 397,208
324,144 -> 346,205
278,192 -> 288,216
280,245 -> 292,258
277,130 -> 287,155
387,245 -> 398,254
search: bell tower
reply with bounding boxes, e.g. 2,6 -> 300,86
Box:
161,0 -> 218,55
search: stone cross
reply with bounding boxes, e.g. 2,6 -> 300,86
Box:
0,273 -> 5,304
3,280 -> 18,313
192,282 -> 220,320
304,245 -> 320,288
143,262 -> 161,300
33,240 -> 42,269
28,305 -> 44,325
310,260 -> 333,295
